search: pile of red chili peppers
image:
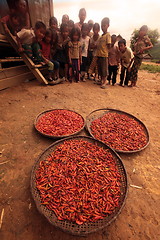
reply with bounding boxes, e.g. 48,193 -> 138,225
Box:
90,112 -> 148,151
36,139 -> 122,225
36,109 -> 84,136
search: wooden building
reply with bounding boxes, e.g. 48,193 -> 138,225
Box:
0,0 -> 54,90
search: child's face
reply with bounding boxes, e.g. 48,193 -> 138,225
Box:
118,43 -> 126,53
62,15 -> 69,24
79,10 -> 86,23
35,27 -> 46,41
111,36 -> 117,45
62,27 -> 69,39
50,22 -> 57,30
12,17 -> 20,26
101,23 -> 109,33
93,27 -> 99,35
45,35 -> 52,44
73,33 -> 79,41
17,0 -> 27,13
82,28 -> 88,37
139,29 -> 147,38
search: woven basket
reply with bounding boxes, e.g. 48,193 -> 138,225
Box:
31,136 -> 128,236
34,109 -> 85,139
86,108 -> 150,153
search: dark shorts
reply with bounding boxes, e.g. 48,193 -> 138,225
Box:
97,57 -> 108,77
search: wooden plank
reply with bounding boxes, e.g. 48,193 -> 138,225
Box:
0,71 -> 6,80
0,58 -> 23,63
0,65 -> 29,78
4,29 -> 48,85
0,71 -> 35,90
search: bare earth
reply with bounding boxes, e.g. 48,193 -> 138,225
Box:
0,70 -> 160,240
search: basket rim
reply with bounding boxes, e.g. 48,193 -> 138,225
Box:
86,108 -> 150,153
34,108 -> 85,139
30,135 -> 128,236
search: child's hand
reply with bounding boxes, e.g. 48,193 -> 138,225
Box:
18,47 -> 24,53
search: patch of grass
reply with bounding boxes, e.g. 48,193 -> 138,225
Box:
140,63 -> 160,73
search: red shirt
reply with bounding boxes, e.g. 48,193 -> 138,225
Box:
40,41 -> 51,60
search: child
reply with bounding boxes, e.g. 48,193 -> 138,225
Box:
88,20 -> 94,37
129,25 -> 153,87
88,23 -> 100,80
68,27 -> 81,82
118,39 -> 134,87
49,16 -> 59,33
62,14 -> 69,25
17,21 -> 46,64
10,0 -> 30,30
75,8 -> 86,30
107,34 -> 120,85
80,23 -> 90,81
1,12 -> 20,36
40,29 -> 55,81
68,20 -> 74,34
55,23 -> 70,80
50,30 -> 60,80
96,17 -> 111,89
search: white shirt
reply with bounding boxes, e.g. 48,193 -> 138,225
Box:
80,36 -> 90,57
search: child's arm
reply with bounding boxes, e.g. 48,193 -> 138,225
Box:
79,45 -> 82,65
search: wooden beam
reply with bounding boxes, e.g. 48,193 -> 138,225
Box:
0,71 -> 35,90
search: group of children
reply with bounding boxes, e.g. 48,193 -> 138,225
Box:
1,0 -> 153,88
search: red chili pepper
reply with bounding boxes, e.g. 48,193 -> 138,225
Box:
36,110 -> 84,136
36,139 -> 122,225
90,112 -> 147,151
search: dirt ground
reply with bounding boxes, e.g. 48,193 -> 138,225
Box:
0,70 -> 160,240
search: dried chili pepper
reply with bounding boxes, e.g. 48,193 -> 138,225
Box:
36,139 -> 122,225
36,109 -> 84,136
90,112 -> 148,151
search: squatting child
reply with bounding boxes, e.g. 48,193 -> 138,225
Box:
118,39 -> 134,87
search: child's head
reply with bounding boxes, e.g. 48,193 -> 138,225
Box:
116,34 -> 123,42
81,23 -> 89,37
49,16 -> 58,30
70,27 -> 81,42
78,8 -> 86,24
9,13 -> 20,27
62,14 -> 69,24
88,20 -> 94,32
34,21 -> 46,41
93,23 -> 100,35
60,23 -> 69,39
111,34 -> 117,45
68,20 -> 74,33
15,0 -> 27,13
44,29 -> 53,43
101,17 -> 110,33
139,25 -> 148,37
118,39 -> 126,53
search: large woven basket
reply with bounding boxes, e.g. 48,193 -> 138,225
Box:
86,108 -> 150,153
34,109 -> 85,139
31,136 -> 128,236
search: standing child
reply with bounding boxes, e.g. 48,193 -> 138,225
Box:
55,23 -> 70,80
96,17 -> 111,89
68,27 -> 81,82
118,39 -> 134,87
107,34 -> 120,85
129,25 -> 153,87
40,29 -> 56,82
49,16 -> 59,33
88,23 -> 100,80
75,8 -> 86,30
62,14 -> 69,25
80,23 -> 90,81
